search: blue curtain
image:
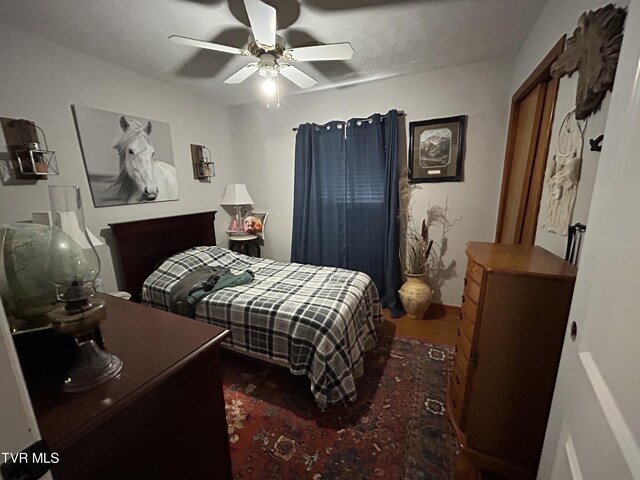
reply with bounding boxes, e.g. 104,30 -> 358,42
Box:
291,110 -> 404,316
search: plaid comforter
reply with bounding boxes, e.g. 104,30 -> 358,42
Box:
142,246 -> 383,409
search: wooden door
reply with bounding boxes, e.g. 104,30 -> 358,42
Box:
498,83 -> 546,243
0,299 -> 53,479
496,38 -> 564,244
538,2 -> 640,477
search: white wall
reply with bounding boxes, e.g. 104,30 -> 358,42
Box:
231,58 -> 513,306
0,24 -> 239,293
511,0 -> 628,259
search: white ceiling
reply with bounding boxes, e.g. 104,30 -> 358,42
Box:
0,0 -> 548,106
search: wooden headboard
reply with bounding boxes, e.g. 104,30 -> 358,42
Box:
110,211 -> 217,302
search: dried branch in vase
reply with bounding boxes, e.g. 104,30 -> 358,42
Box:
405,203 -> 460,276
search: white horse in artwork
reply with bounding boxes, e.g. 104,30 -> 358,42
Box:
112,116 -> 178,203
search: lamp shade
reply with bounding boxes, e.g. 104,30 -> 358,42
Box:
220,184 -> 254,206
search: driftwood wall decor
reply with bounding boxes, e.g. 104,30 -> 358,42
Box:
550,4 -> 627,120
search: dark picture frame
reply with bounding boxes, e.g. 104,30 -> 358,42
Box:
408,115 -> 466,183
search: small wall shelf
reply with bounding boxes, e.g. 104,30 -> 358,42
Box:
190,144 -> 215,181
15,149 -> 58,177
198,160 -> 215,179
1,117 -> 58,180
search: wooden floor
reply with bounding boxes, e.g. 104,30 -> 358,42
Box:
381,303 -> 459,346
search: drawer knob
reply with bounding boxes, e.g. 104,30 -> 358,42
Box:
464,277 -> 468,286
455,374 -> 460,385
472,265 -> 479,274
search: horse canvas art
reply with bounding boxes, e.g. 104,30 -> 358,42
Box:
73,105 -> 179,207
113,116 -> 178,203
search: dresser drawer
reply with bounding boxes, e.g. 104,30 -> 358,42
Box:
460,309 -> 475,342
461,296 -> 478,323
466,260 -> 484,285
456,327 -> 472,365
450,376 -> 465,424
452,356 -> 469,398
464,277 -> 482,304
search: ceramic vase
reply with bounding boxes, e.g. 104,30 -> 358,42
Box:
399,272 -> 433,319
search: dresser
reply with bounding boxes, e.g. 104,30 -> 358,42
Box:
20,293 -> 232,480
448,242 -> 577,479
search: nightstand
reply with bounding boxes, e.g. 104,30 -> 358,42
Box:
228,234 -> 261,257
22,293 -> 232,480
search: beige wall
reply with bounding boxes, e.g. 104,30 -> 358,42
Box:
231,58 -> 514,306
0,24 -> 239,293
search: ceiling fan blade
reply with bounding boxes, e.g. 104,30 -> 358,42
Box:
224,63 -> 259,84
169,35 -> 249,56
284,42 -> 354,62
278,64 -> 317,89
243,0 -> 277,47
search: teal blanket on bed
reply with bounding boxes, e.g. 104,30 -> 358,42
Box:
168,266 -> 254,317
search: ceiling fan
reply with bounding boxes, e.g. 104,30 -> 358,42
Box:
169,0 -> 354,98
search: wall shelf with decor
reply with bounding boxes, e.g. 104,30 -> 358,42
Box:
14,147 -> 58,178
190,144 -> 215,181
0,117 -> 58,180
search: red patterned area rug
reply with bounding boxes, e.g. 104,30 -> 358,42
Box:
220,332 -> 457,479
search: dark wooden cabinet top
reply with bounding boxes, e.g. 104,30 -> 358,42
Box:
466,241 -> 577,281
28,293 -> 228,451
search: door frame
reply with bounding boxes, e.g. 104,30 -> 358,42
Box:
495,36 -> 566,243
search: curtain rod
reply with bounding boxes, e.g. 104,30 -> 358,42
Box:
292,111 -> 405,131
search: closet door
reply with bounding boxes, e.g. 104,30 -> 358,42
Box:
496,38 -> 563,244
497,82 -> 546,244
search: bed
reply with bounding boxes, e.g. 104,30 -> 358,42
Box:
110,211 -> 383,409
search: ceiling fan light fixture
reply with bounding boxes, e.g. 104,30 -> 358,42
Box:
263,72 -> 280,108
262,76 -> 276,96
258,64 -> 277,78
257,53 -> 277,78
170,0 -> 351,104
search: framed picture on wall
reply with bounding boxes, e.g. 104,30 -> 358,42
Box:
72,105 -> 179,207
408,115 -> 466,183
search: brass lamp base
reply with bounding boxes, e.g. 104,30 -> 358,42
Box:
49,299 -> 123,393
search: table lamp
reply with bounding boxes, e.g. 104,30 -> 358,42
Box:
45,185 -> 122,392
220,184 -> 254,234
